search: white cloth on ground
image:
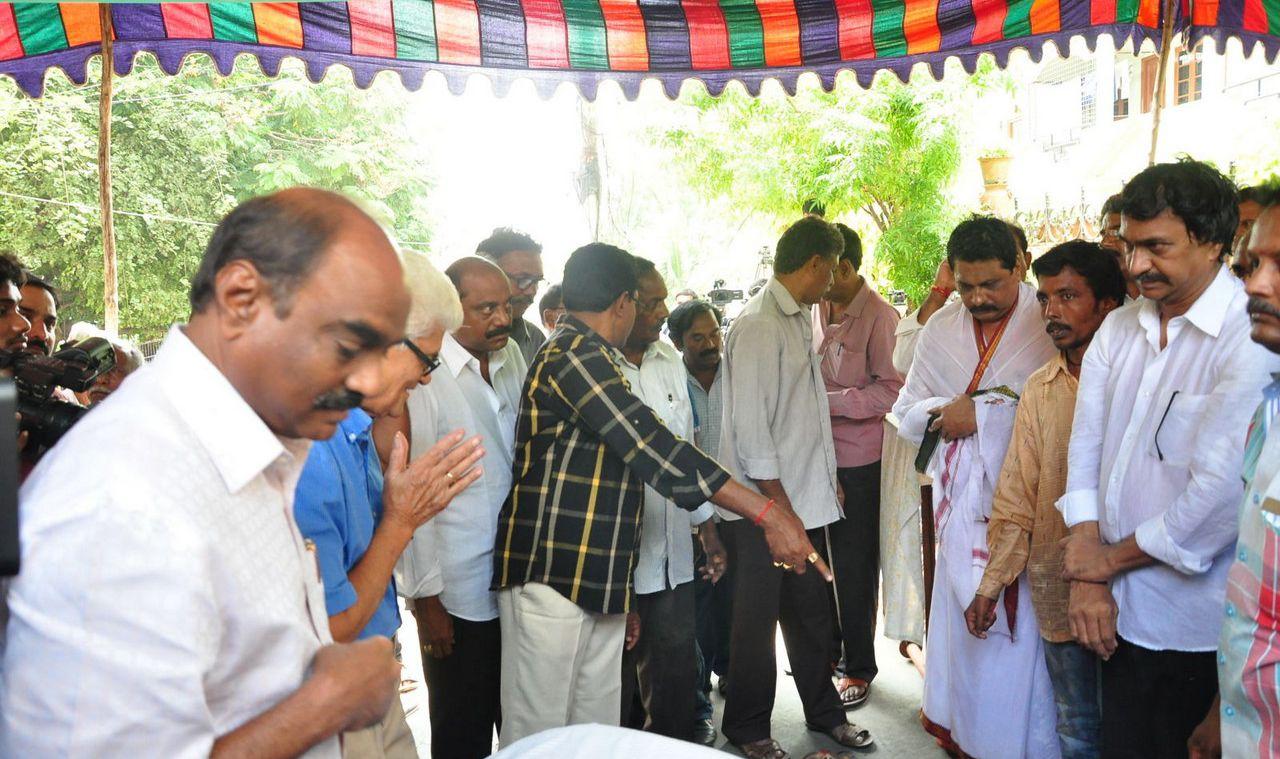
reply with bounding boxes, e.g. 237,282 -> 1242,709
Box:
493,725 -> 723,758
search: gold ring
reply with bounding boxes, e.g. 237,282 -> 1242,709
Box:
782,563 -> 794,570
772,561 -> 784,568
807,552 -> 820,564
445,471 -> 455,481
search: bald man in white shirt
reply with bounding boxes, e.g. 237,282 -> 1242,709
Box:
2,190 -> 414,758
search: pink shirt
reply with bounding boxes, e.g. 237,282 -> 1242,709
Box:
813,282 -> 904,468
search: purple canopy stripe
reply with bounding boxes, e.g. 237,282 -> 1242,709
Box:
0,0 -> 1275,99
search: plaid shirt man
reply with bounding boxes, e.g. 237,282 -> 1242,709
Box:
493,314 -> 731,615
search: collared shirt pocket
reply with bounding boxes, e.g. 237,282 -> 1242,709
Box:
1148,390 -> 1210,468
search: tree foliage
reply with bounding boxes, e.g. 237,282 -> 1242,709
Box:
0,55 -> 434,342
658,74 -> 967,305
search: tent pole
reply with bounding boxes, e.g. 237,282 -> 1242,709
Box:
98,4 -> 118,334
1148,0 -> 1177,166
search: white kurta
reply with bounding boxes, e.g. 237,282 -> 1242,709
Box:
891,284 -> 1059,759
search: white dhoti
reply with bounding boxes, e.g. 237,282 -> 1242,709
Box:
880,415 -> 926,645
921,396 -> 1060,759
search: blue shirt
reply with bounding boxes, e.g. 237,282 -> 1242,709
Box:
294,409 -> 400,640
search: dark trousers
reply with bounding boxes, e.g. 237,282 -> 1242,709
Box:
422,615 -> 501,759
823,463 -> 881,683
1100,636 -> 1217,759
694,523 -> 737,683
619,582 -> 698,740
722,520 -> 846,745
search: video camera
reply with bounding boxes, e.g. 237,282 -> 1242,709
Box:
0,337 -> 116,450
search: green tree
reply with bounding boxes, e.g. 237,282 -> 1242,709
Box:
0,54 -> 435,342
658,74 -> 965,305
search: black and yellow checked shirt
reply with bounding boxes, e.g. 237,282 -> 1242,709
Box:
492,315 -> 731,615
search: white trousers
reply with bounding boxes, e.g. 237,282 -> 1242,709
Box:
497,583 -> 627,746
341,695 -> 417,759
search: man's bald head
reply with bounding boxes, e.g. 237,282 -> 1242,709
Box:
446,256 -> 515,356
189,188 -> 392,316
445,256 -> 509,298
183,188 -> 410,442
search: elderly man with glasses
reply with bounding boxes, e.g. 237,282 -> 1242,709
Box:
293,251 -> 488,759
397,256 -> 529,758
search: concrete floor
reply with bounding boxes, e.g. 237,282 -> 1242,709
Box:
397,601 -> 945,758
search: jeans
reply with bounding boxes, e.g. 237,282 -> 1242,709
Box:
694,642 -> 714,721
1042,639 -> 1102,759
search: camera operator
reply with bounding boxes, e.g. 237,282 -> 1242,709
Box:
18,273 -> 57,358
2,189 -> 414,758
0,255 -> 31,355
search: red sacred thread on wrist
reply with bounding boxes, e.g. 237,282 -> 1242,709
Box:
754,499 -> 776,526
931,286 -> 953,299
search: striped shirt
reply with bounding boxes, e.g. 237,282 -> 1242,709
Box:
492,315 -> 731,615
1219,379 -> 1280,757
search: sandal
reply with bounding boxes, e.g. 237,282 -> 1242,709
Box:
803,752 -> 856,759
735,738 -> 789,759
836,677 -> 870,708
805,721 -> 875,750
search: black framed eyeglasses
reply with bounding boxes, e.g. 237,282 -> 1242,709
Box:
402,338 -> 441,378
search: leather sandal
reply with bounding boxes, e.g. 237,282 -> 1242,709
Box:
735,738 -> 790,759
805,721 -> 875,750
836,677 -> 870,708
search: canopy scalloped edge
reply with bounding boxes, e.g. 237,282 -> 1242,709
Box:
1,23 -> 1273,102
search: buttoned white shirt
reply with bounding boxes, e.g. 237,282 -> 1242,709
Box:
0,326 -> 337,758
1058,267 -> 1280,651
395,334 -> 525,621
618,339 -> 714,595
718,278 -> 840,529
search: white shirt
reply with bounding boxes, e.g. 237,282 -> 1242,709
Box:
892,308 -> 925,376
1058,266 -> 1280,651
618,340 -> 714,595
892,283 -> 1056,449
395,334 -> 525,621
717,278 -> 840,529
0,326 -> 337,758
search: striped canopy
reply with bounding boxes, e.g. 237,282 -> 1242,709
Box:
0,0 -> 1276,99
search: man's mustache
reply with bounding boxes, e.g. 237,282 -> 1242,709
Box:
968,305 -> 998,315
485,326 -> 512,340
510,295 -> 534,308
699,349 -> 719,359
1045,321 -> 1070,334
1135,272 -> 1170,286
1248,296 -> 1280,320
313,388 -> 364,411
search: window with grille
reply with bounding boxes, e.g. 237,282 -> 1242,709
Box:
1081,71 -> 1097,127
1176,45 -> 1203,104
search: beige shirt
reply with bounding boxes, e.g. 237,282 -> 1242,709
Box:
976,353 -> 1077,643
